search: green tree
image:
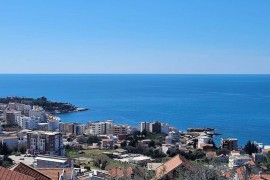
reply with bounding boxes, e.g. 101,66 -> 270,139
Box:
244,140 -> 258,155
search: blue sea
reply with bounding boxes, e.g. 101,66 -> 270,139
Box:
0,74 -> 270,146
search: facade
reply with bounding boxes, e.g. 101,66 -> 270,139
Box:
26,131 -> 64,156
150,121 -> 161,133
101,139 -> 114,149
59,122 -> 75,134
4,110 -> 21,124
221,138 -> 238,151
198,136 -> 211,149
113,124 -> 128,135
35,155 -> 72,168
88,120 -> 114,135
17,116 -> 40,130
140,122 -> 150,132
29,106 -> 47,122
48,119 -> 60,131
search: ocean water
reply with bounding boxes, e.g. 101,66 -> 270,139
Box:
0,74 -> 270,146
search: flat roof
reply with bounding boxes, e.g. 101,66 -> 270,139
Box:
35,156 -> 68,163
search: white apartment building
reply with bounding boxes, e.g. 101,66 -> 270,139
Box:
140,122 -> 150,132
17,116 -> 40,130
88,120 -> 114,135
48,116 -> 60,131
29,106 -> 47,122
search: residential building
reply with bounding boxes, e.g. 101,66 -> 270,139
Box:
162,144 -> 177,154
9,162 -> 51,180
101,139 -> 114,149
48,118 -> 60,131
168,131 -> 180,142
74,123 -> 85,135
26,131 -> 64,156
29,106 -> 47,122
150,121 -> 161,133
221,138 -> 238,151
155,155 -> 192,180
113,124 -> 128,135
17,116 -> 40,130
198,136 -> 211,149
35,155 -> 72,168
161,123 -> 169,134
4,110 -> 21,124
88,120 -> 114,135
140,122 -> 150,132
59,123 -> 75,134
229,155 -> 253,168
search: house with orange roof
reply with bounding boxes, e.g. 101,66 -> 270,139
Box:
154,155 -> 193,180
108,167 -> 134,179
0,166 -> 35,180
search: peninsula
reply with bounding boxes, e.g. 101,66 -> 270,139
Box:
0,96 -> 88,114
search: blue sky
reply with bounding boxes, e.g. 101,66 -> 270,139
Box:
0,1 -> 270,74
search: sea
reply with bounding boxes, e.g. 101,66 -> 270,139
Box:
0,74 -> 270,146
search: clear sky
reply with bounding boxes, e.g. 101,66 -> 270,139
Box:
0,1 -> 270,74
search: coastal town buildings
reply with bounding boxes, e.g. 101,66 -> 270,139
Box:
221,138 -> 238,151
140,122 -> 150,132
17,116 -> 40,130
87,120 -> 114,135
150,121 -> 161,133
112,124 -> 128,135
29,106 -> 47,122
161,123 -> 169,134
26,131 -> 64,156
4,110 -> 21,124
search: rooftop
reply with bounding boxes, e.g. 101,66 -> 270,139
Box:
0,166 -> 35,180
9,162 -> 51,180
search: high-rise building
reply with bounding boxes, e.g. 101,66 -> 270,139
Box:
88,120 -> 114,135
150,121 -> 161,133
140,122 -> 150,132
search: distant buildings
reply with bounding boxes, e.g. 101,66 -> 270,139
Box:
140,122 -> 150,132
4,110 -> 21,124
59,122 -> 85,135
17,116 -> 40,130
113,124 -> 128,135
26,131 -> 64,156
140,121 -> 169,134
221,138 -> 238,151
150,121 -> 161,133
87,120 -> 114,135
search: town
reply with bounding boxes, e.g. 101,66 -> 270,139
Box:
0,101 -> 270,180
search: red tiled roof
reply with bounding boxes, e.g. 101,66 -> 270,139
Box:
155,155 -> 192,179
9,162 -> 51,180
109,167 -> 133,178
251,174 -> 270,180
37,168 -> 73,180
0,166 -> 35,180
